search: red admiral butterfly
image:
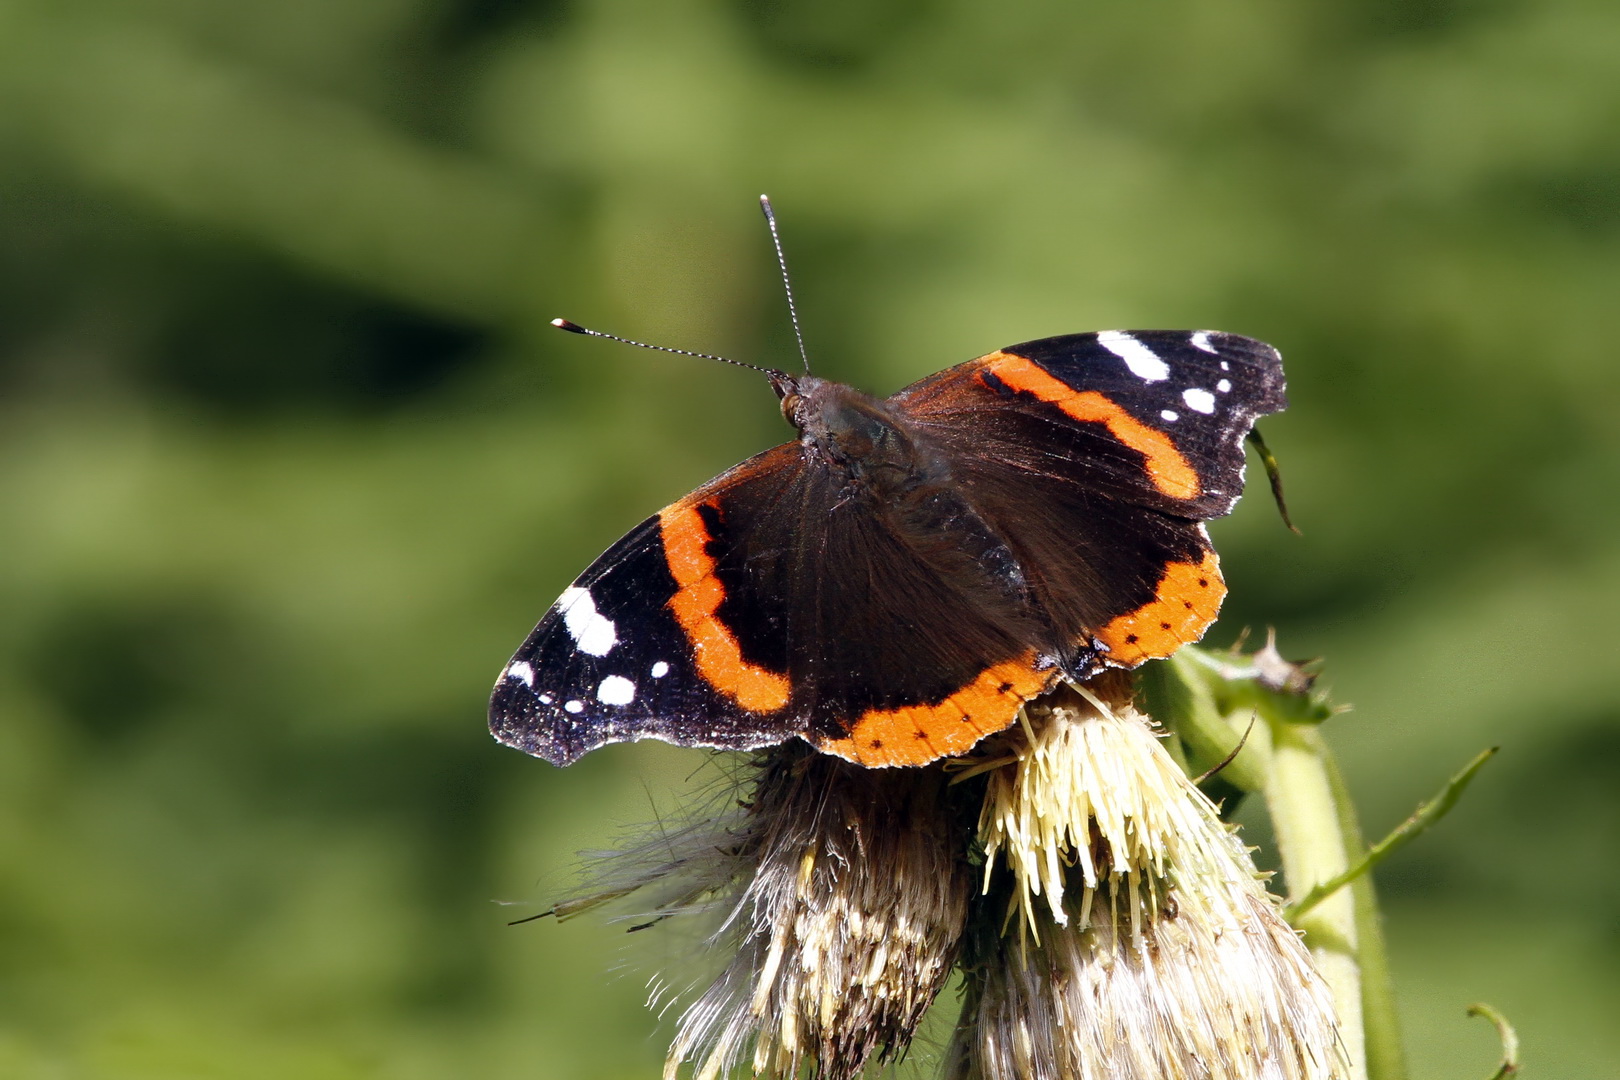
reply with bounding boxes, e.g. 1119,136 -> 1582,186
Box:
490,201 -> 1286,768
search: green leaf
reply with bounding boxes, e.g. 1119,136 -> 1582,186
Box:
1286,747 -> 1498,922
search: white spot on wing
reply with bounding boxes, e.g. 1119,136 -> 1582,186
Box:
1191,330 -> 1217,353
597,675 -> 635,705
538,693 -> 553,705
1217,378 -> 1232,393
564,699 -> 584,714
1161,409 -> 1179,421
650,661 -> 669,678
505,660 -> 535,686
1097,330 -> 1170,382
1182,388 -> 1217,414
1220,361 -> 1230,371
557,586 -> 617,656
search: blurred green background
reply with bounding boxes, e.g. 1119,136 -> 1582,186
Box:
1,0 -> 1616,1076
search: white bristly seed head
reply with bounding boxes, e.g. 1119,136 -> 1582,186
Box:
949,681 -> 1346,1080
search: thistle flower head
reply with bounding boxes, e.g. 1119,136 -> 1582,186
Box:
953,679 -> 1345,1080
551,675 -> 1345,1080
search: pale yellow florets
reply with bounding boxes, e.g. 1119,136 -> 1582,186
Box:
955,685 -> 1346,1080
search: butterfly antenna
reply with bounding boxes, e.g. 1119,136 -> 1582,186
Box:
549,318 -> 785,378
759,195 -> 812,374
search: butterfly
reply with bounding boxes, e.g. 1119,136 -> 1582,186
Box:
490,318 -> 1285,768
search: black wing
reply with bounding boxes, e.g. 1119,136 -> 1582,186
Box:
891,329 -> 1286,671
488,445 -> 811,765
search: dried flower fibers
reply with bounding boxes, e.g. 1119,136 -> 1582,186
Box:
560,746 -> 972,1080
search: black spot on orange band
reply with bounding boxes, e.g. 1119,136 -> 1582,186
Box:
816,653 -> 1053,767
1093,550 -> 1225,665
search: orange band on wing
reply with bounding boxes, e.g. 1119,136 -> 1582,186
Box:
659,502 -> 792,713
816,653 -> 1053,767
1093,551 -> 1225,666
985,352 -> 1201,500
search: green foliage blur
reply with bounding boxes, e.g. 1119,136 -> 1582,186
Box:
1,0 -> 1616,1076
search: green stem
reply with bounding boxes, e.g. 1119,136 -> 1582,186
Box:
1326,750 -> 1407,1080
1263,723 -> 1408,1080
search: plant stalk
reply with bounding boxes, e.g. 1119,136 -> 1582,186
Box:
1263,722 -> 1408,1080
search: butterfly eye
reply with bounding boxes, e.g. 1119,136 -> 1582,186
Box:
780,393 -> 802,424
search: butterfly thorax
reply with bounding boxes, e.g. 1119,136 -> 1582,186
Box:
781,376 -> 949,502
780,375 -> 1040,635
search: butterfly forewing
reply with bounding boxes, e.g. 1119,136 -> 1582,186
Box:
490,448 -> 809,765
893,330 -> 1285,518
